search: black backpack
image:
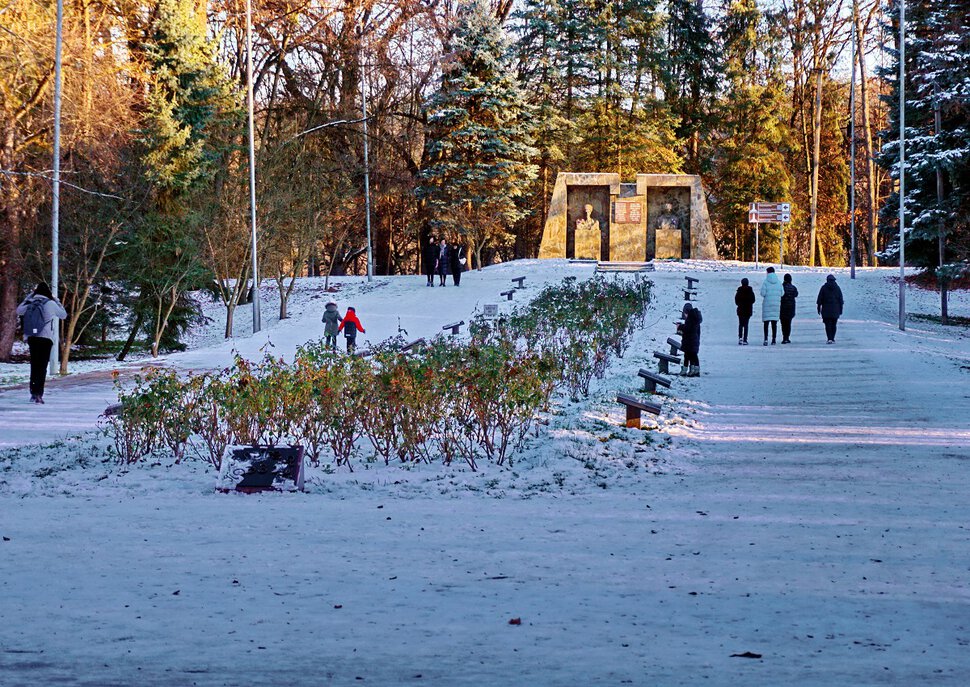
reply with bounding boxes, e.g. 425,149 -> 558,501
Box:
22,299 -> 50,337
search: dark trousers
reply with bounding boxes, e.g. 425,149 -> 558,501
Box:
346,336 -> 356,353
683,351 -> 699,367
452,270 -> 461,286
738,316 -> 750,342
823,317 -> 838,341
781,317 -> 793,342
27,336 -> 53,397
763,320 -> 777,342
425,272 -> 435,285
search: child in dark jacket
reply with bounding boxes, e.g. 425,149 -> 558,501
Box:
337,307 -> 365,353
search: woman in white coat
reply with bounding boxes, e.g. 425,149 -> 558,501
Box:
759,267 -> 783,346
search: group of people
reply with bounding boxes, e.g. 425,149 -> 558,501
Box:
422,237 -> 466,287
321,302 -> 366,353
735,267 -> 845,346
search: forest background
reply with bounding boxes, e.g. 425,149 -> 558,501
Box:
1,0 -> 967,367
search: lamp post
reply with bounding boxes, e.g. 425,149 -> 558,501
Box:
898,0 -> 906,331
849,0 -> 857,279
49,0 -> 64,375
245,0 -> 262,332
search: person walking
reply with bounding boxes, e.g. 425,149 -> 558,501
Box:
422,237 -> 438,286
734,278 -> 755,345
679,303 -> 702,377
760,266 -> 783,346
321,301 -> 341,350
779,273 -> 799,344
15,283 -> 67,404
450,242 -> 465,286
816,274 -> 844,344
437,238 -> 450,286
338,306 -> 365,353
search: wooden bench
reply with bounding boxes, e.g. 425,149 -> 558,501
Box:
667,337 -> 682,355
595,261 -> 656,273
685,276 -> 699,289
353,348 -> 374,358
500,289 -> 515,301
616,393 -> 662,428
653,350 -> 681,375
511,276 -> 526,289
442,321 -> 465,335
103,403 -> 123,417
637,369 -> 672,394
401,337 -> 426,352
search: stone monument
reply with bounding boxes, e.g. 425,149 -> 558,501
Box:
538,172 -> 718,261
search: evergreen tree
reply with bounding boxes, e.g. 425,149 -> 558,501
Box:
879,0 -> 969,281
418,0 -> 537,269
661,0 -> 721,173
120,0 -> 240,357
710,0 -> 792,261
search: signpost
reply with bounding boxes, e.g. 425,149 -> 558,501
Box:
748,202 -> 791,268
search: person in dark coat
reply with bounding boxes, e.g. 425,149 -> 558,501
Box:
338,306 -> 365,353
679,303 -> 702,377
734,278 -> 755,345
436,239 -> 450,286
321,301 -> 341,350
422,237 -> 438,286
449,242 -> 465,286
779,273 -> 799,344
15,282 -> 67,404
816,274 -> 844,344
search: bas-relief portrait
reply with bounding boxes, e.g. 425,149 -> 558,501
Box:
647,186 -> 691,259
566,185 -> 610,261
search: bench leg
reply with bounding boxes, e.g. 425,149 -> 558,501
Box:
658,360 -> 669,375
642,380 -> 657,394
625,406 -> 642,429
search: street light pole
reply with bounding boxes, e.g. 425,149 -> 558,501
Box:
49,0 -> 64,375
359,21 -> 373,282
898,0 -> 906,331
850,0 -> 857,279
245,0 -> 261,332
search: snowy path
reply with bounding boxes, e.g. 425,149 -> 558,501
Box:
1,262 -> 969,685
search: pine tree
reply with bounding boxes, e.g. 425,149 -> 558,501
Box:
418,0 -> 537,269
121,0 -> 239,357
710,0 -> 792,261
661,0 -> 721,173
880,0 -> 969,281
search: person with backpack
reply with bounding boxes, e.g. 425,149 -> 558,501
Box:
760,266 -> 783,346
734,278 -> 755,345
337,306 -> 365,353
321,301 -> 341,350
779,273 -> 799,344
816,274 -> 844,344
679,303 -> 702,377
16,283 -> 67,404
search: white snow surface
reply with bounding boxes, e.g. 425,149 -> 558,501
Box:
1,260 -> 969,686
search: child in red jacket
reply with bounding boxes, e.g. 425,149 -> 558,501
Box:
337,306 -> 365,353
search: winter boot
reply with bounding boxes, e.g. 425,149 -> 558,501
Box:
679,364 -> 690,376
688,365 -> 700,377
738,338 -> 743,346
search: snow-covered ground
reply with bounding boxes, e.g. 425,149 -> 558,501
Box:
1,260 -> 969,685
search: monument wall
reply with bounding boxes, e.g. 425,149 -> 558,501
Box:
538,172 -> 718,262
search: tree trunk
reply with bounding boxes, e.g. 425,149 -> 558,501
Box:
809,65 -> 824,267
117,311 -> 144,362
0,128 -> 23,361
856,9 -> 878,265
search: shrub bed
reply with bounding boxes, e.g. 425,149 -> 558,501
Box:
104,275 -> 651,471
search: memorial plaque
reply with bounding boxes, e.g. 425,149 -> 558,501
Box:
218,445 -> 306,493
483,303 -> 498,319
613,200 -> 643,224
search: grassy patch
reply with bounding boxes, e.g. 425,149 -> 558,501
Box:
911,313 -> 970,328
